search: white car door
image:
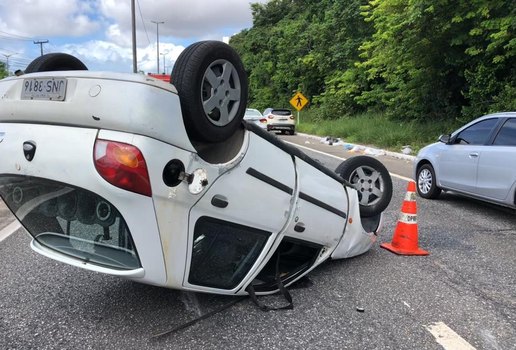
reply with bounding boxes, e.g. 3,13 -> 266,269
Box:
476,118 -> 516,200
438,118 -> 499,193
438,144 -> 480,192
186,133 -> 296,291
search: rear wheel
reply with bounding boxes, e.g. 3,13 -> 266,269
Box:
416,163 -> 441,199
171,41 -> 248,143
25,53 -> 88,73
335,156 -> 393,217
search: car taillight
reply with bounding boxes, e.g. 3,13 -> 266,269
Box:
94,139 -> 152,197
289,116 -> 295,120
267,115 -> 274,119
260,118 -> 267,124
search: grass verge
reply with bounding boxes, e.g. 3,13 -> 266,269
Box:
296,110 -> 464,153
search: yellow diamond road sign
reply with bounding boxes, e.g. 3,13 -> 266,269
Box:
290,91 -> 309,111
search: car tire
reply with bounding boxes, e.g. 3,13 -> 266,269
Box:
25,53 -> 88,73
335,156 -> 393,217
416,163 -> 441,199
171,41 -> 248,143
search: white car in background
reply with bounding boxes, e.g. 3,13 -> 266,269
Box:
244,108 -> 267,129
0,41 -> 393,298
414,112 -> 516,209
263,108 -> 296,135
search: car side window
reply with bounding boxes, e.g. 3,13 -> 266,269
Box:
455,118 -> 498,145
493,118 -> 516,146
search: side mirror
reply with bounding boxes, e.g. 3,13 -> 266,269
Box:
439,134 -> 452,144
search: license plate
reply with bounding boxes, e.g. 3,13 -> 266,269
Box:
21,78 -> 67,101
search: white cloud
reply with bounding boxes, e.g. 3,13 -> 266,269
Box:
100,0 -> 265,39
0,0 -> 268,72
0,0 -> 100,37
56,40 -> 185,73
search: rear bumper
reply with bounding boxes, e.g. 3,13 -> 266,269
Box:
267,123 -> 295,131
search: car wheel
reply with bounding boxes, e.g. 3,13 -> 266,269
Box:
288,129 -> 295,135
171,41 -> 248,143
335,156 -> 393,217
416,163 -> 441,199
25,53 -> 88,73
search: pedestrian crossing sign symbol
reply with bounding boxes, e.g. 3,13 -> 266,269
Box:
290,91 -> 309,111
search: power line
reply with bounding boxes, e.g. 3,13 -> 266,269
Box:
0,30 -> 33,41
136,0 -> 151,45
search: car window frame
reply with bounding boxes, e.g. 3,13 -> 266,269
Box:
452,117 -> 502,146
492,118 -> 516,146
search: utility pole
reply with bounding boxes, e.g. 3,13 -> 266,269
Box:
131,0 -> 137,73
2,53 -> 16,76
33,40 -> 49,56
151,20 -> 164,74
160,52 -> 166,74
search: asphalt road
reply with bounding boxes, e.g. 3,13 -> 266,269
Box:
0,134 -> 515,350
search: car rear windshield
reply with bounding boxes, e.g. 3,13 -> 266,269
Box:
272,109 -> 292,116
0,175 -> 140,270
245,109 -> 262,117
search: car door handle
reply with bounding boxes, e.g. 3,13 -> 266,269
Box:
211,195 -> 228,208
469,152 -> 479,158
294,223 -> 305,233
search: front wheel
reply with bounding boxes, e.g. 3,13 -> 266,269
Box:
416,163 -> 441,199
335,156 -> 393,217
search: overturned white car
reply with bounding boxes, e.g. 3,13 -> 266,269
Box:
0,42 -> 392,297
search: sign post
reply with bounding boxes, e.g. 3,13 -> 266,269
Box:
289,91 -> 309,125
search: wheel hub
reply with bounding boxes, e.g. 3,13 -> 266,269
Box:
201,59 -> 241,127
350,166 -> 383,206
418,169 -> 432,194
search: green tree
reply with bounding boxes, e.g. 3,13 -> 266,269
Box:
358,0 -> 515,121
232,0 -> 373,113
0,61 -> 7,79
232,0 -> 515,122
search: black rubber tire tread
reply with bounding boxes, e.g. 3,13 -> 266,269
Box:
335,156 -> 393,217
170,42 -> 204,86
25,53 -> 88,73
416,163 -> 442,199
171,41 -> 248,143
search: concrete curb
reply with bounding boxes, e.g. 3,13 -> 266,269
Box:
296,132 -> 416,162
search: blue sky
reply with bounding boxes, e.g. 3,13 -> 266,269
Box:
0,0 -> 267,74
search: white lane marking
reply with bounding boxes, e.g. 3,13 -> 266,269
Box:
0,220 -> 21,242
285,141 -> 414,182
426,322 -> 477,350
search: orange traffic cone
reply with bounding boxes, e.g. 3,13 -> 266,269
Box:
381,181 -> 429,255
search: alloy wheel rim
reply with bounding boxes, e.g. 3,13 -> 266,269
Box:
349,165 -> 384,206
201,59 -> 241,127
418,168 -> 433,194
